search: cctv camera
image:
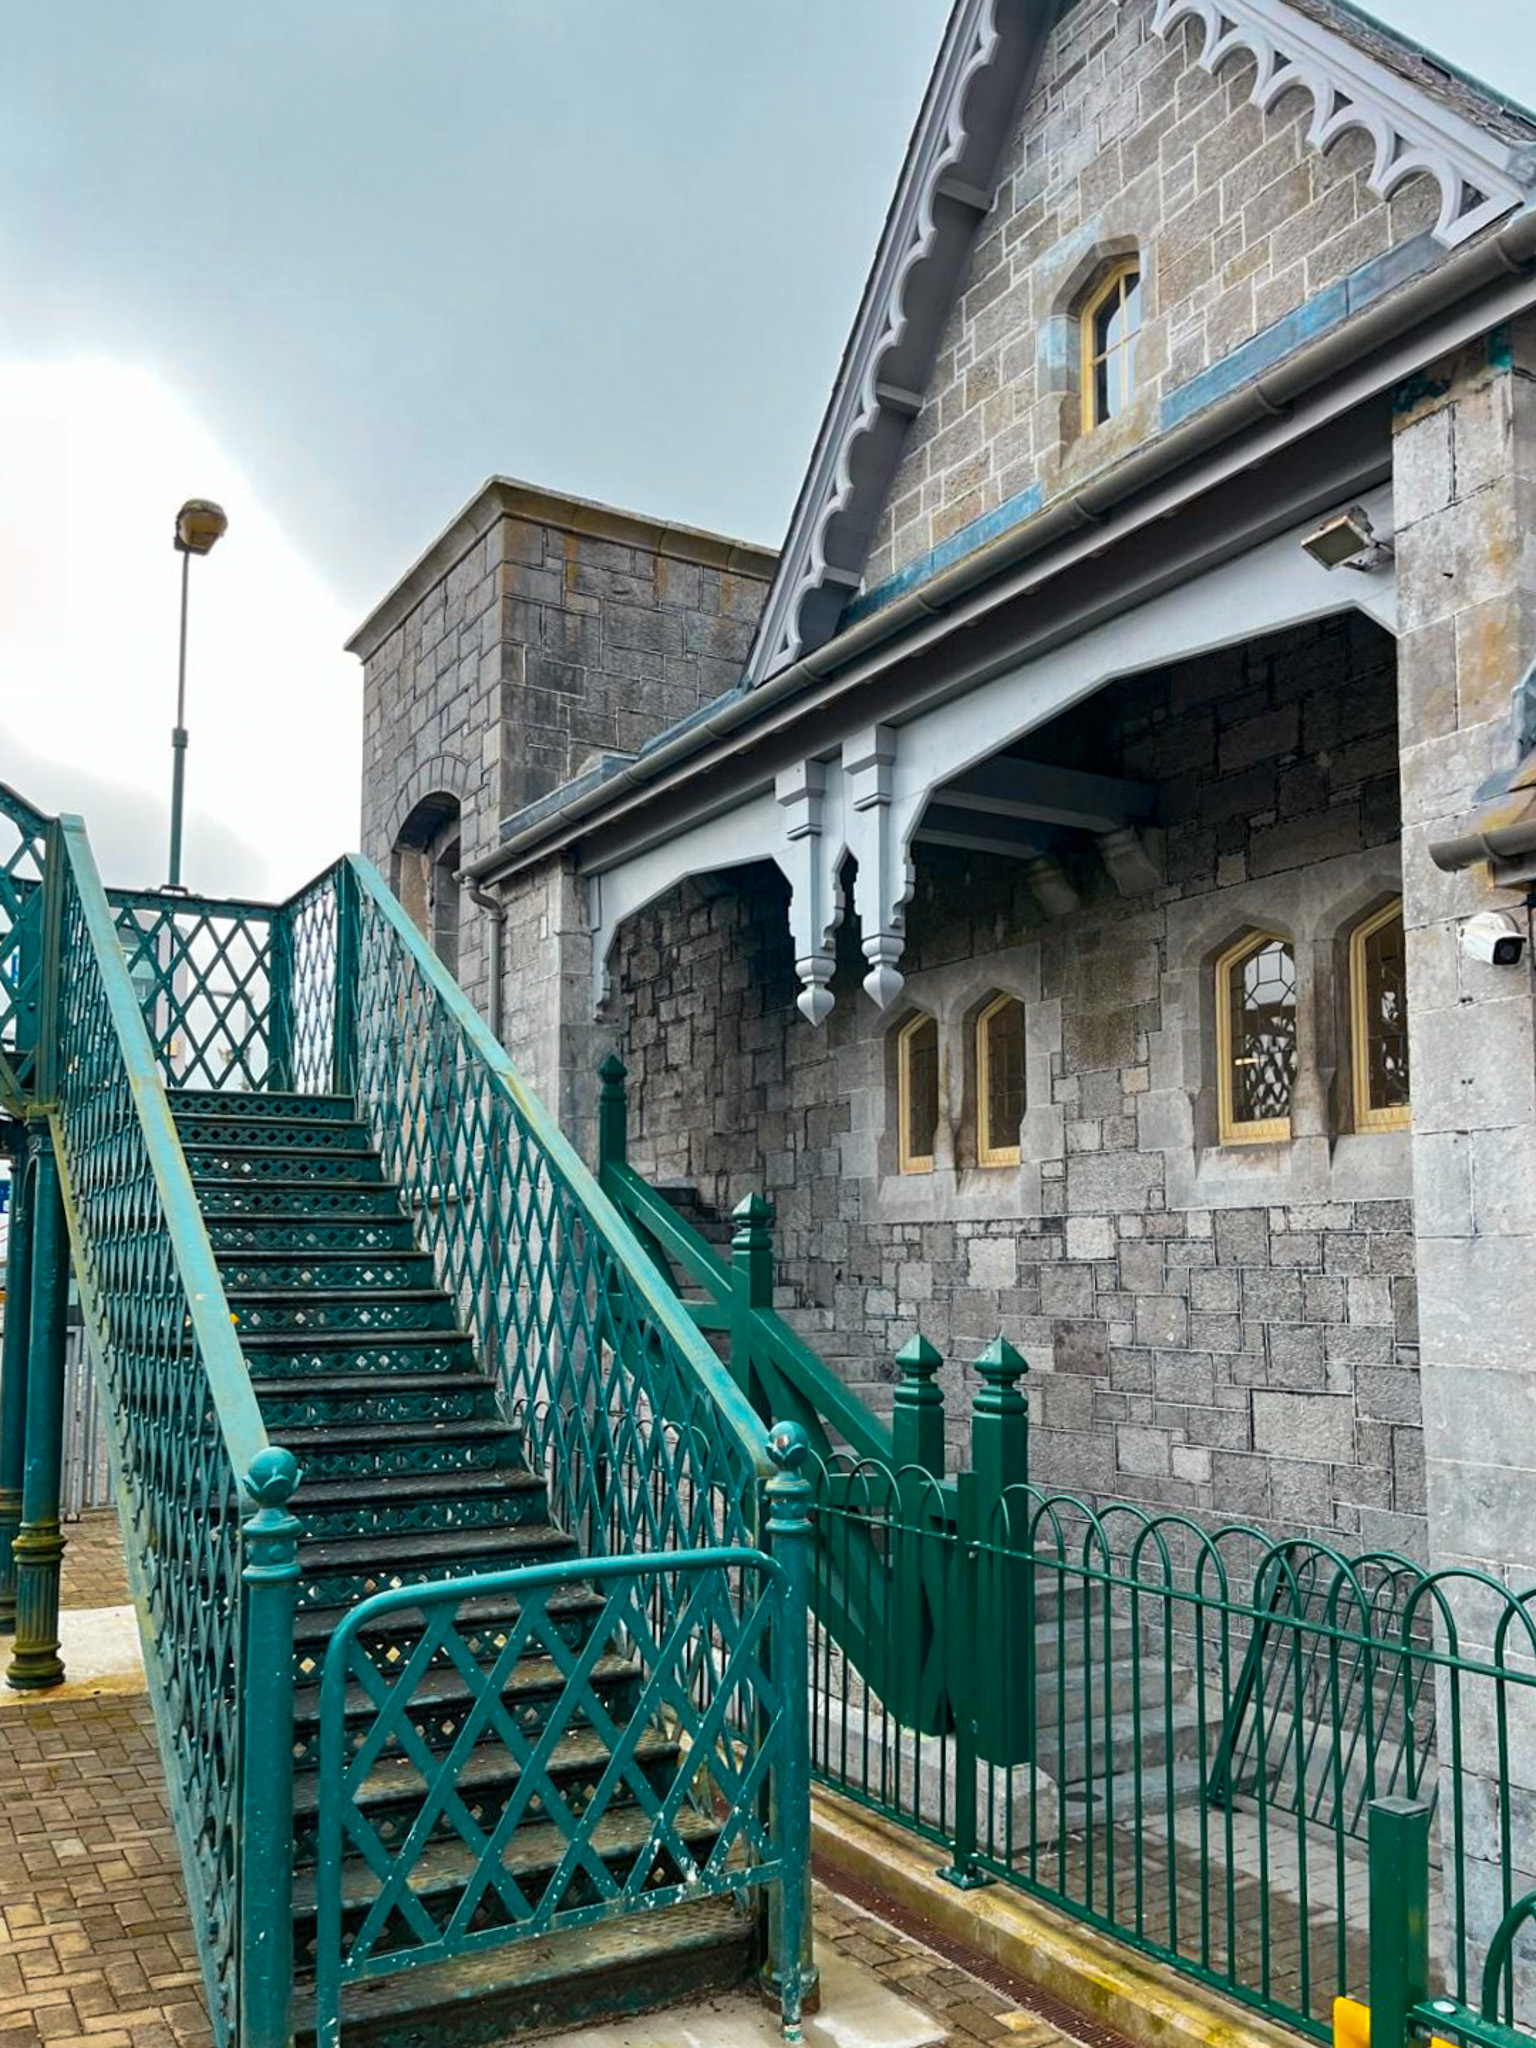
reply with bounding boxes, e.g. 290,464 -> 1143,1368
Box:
1460,911 -> 1527,966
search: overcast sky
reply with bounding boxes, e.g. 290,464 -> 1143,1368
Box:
1,1 -> 1533,902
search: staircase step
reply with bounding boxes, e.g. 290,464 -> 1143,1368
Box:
258,1371 -> 498,1429
291,1792 -> 720,1939
292,1895 -> 754,2048
245,1328 -> 475,1376
1031,1655 -> 1193,1730
202,1213 -> 419,1253
274,1417 -> 522,1483
172,1112 -> 372,1155
214,1249 -> 438,1292
194,1178 -> 405,1219
184,1144 -> 386,1185
230,1289 -> 459,1336
169,1088 -> 356,1122
288,1662 -> 648,1831
291,1583 -> 609,1682
1044,1697 -> 1210,1787
296,1521 -> 580,1610
291,1465 -> 548,1542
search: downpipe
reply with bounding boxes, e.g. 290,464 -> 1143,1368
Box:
465,880 -> 505,1043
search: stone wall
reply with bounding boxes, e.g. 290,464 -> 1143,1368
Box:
610,610 -> 1423,1551
863,0 -> 1440,595
353,480 -> 774,1017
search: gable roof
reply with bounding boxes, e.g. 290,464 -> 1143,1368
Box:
743,0 -> 1536,692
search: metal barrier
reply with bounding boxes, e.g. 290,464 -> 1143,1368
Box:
806,1444 -> 1536,2042
312,1539 -> 812,2048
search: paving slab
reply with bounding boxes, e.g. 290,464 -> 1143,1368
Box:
0,1604 -> 143,1706
533,1951 -> 944,2048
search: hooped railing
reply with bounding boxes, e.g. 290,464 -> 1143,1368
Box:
41,810 -> 302,2048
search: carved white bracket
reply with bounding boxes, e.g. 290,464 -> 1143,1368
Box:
842,725 -> 917,1010
777,760 -> 845,1026
1151,0 -> 1535,249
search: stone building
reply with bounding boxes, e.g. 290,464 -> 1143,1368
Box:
354,0 -> 1536,1602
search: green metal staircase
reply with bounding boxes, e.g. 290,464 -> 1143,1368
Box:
172,1083 -> 755,2043
0,786 -> 812,2048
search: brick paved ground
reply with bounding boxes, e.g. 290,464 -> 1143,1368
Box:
59,1512 -> 129,1613
0,1682 -> 1093,2048
0,1693 -> 204,2048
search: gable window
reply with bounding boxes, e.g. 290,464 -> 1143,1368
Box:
977,994 -> 1026,1167
1351,900 -> 1410,1131
1216,932 -> 1297,1144
1081,261 -> 1142,431
898,1013 -> 940,1175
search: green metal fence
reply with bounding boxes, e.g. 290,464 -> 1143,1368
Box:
804,1432 -> 1536,2041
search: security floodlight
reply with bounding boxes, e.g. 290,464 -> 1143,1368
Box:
1300,506 -> 1393,572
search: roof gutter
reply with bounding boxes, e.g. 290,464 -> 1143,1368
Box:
467,202 -> 1536,888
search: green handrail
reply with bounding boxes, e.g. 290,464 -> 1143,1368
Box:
47,813 -> 301,2048
600,1155 -> 921,1476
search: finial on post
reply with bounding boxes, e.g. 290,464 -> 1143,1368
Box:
892,1334 -> 946,1478
970,1335 -> 1029,1501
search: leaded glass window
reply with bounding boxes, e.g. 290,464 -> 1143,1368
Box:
977,994 -> 1025,1166
1217,933 -> 1297,1143
899,1014 -> 939,1174
1351,902 -> 1410,1131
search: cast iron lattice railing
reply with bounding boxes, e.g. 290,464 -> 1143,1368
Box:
312,1542 -> 812,2048
805,1445 -> 1536,2042
323,855 -> 774,1565
44,811 -> 300,2048
0,782 -> 50,1112
0,792 -> 810,2046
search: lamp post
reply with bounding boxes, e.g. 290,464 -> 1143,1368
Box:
167,497 -> 228,891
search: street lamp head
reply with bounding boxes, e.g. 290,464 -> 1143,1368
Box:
174,499 -> 228,556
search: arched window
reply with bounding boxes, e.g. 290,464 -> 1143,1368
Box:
1350,900 -> 1410,1131
976,994 -> 1026,1167
897,1013 -> 940,1175
1216,932 -> 1297,1144
1081,260 -> 1142,431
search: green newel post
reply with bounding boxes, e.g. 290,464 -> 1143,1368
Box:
731,1194 -> 775,1407
0,1123 -> 36,1633
970,1336 -> 1029,1499
970,1336 -> 1033,1767
7,1130 -> 70,1691
597,1054 -> 628,1178
763,1419 -> 818,2031
892,1334 -> 946,1477
238,1446 -> 302,2048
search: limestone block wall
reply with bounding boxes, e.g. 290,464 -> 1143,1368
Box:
608,611 -> 1422,1550
863,0 -> 1441,595
352,482 -> 774,1023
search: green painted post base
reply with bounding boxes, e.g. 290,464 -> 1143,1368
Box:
936,1862 -> 996,1891
0,1485 -> 22,1635
6,1523 -> 65,1689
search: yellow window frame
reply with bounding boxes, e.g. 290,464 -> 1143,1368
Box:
1350,898 -> 1410,1133
976,993 -> 1024,1168
1080,258 -> 1141,434
1216,930 -> 1295,1146
897,1012 -> 938,1176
